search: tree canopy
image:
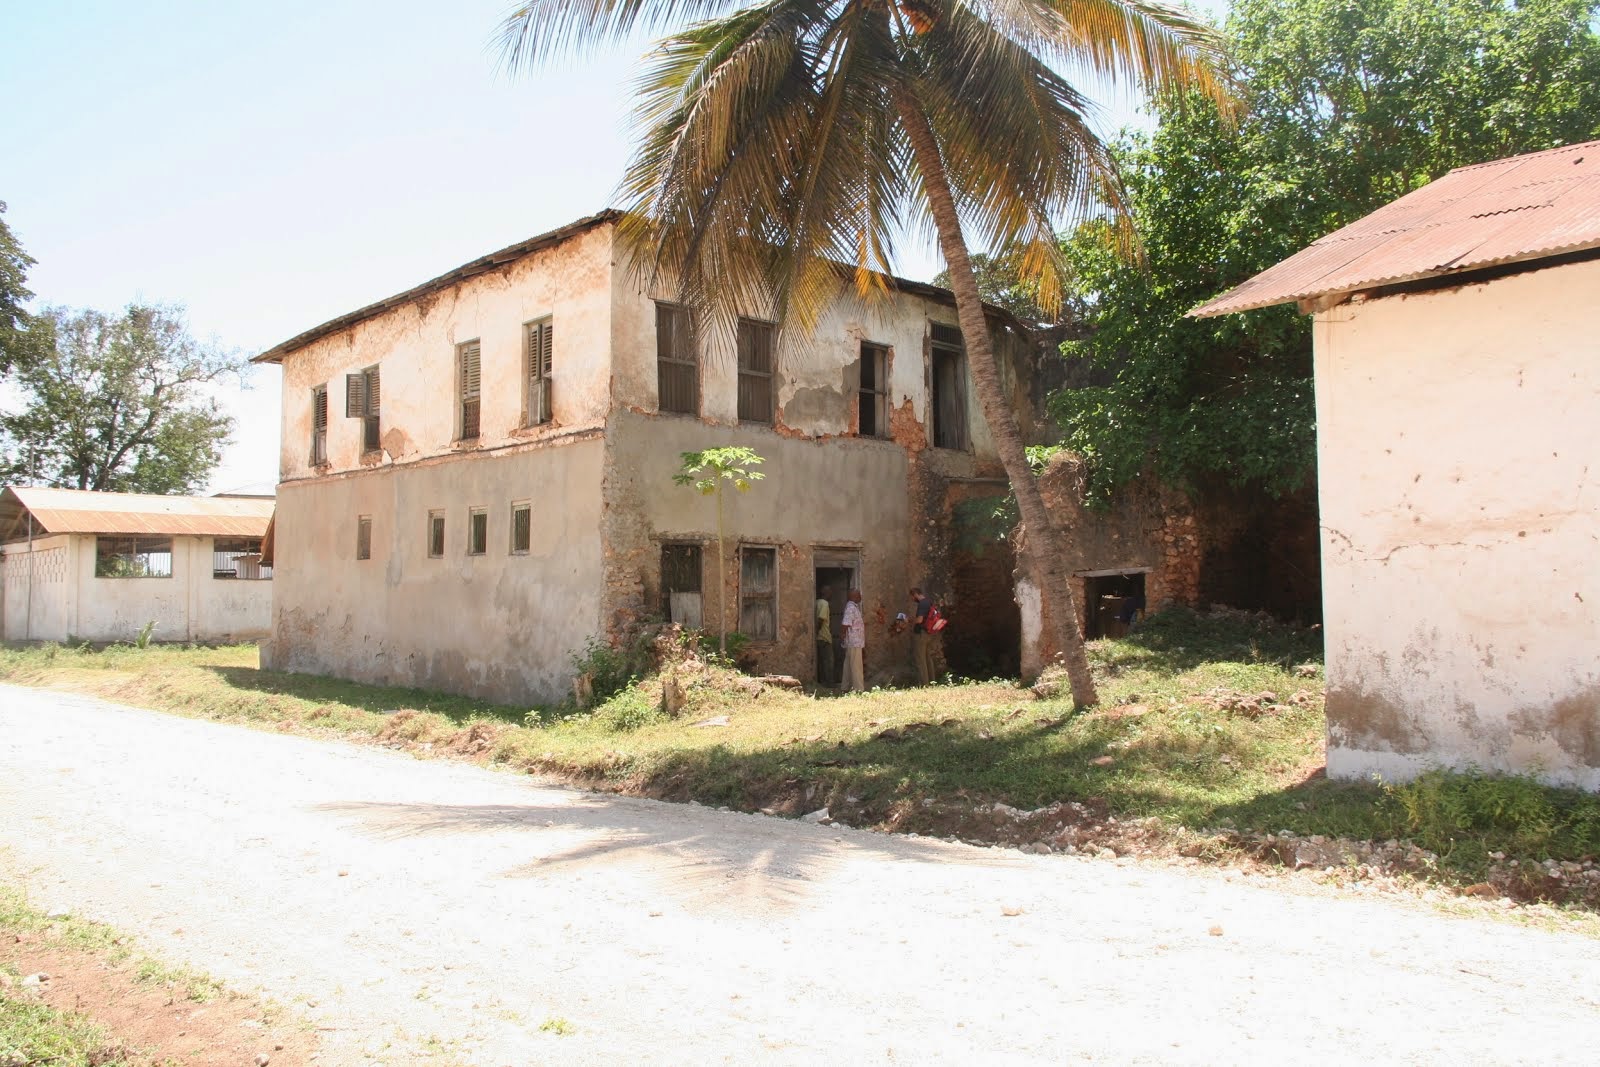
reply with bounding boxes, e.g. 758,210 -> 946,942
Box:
1051,0 -> 1600,504
0,200 -> 35,374
1,304 -> 241,494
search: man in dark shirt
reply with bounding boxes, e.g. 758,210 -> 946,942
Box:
910,587 -> 934,685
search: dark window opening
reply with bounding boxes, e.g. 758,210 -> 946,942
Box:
511,503 -> 531,554
737,318 -> 776,425
96,536 -> 173,579
661,542 -> 704,627
427,511 -> 445,558
355,518 -> 372,561
931,324 -> 968,450
468,508 -> 488,556
214,536 -> 271,579
739,545 -> 777,640
656,302 -> 698,414
1085,572 -> 1147,639
858,342 -> 889,438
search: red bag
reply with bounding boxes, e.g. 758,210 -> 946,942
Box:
924,604 -> 948,633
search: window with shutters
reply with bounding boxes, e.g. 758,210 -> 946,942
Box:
660,542 -> 703,625
355,517 -> 372,561
458,340 -> 482,441
467,507 -> 488,556
857,342 -> 889,438
510,502 -> 531,555
345,365 -> 382,453
930,324 -> 969,450
739,545 -> 777,641
214,537 -> 271,579
655,302 -> 698,415
524,318 -> 553,426
310,384 -> 329,465
737,318 -> 776,425
427,510 -> 445,558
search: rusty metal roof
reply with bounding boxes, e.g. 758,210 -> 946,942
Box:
1191,139 -> 1600,317
0,487 -> 275,543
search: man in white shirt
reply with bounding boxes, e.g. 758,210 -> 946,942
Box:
841,588 -> 866,692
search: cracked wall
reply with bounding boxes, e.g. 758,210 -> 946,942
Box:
1315,258 -> 1600,789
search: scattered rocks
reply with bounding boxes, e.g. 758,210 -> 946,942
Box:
1208,925 -> 1224,937
1001,905 -> 1025,917
21,973 -> 47,987
801,808 -> 831,824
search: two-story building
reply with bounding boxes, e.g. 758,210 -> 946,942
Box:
254,211 -> 1069,705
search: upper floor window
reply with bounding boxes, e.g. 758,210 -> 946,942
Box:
95,536 -> 172,579
458,340 -> 482,441
346,365 -> 382,454
930,324 -> 969,451
656,302 -> 698,415
525,319 -> 553,426
510,501 -> 532,555
427,510 -> 446,558
355,517 -> 372,561
737,318 -> 776,425
310,384 -> 329,466
214,537 -> 271,579
857,342 -> 889,439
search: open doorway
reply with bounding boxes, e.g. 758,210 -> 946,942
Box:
813,550 -> 859,688
1083,571 -> 1147,639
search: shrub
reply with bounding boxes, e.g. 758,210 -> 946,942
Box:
570,636 -> 645,705
597,682 -> 664,732
1385,768 -> 1600,856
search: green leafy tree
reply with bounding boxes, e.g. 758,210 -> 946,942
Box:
500,0 -> 1231,707
674,447 -> 765,655
1054,0 -> 1600,505
0,200 -> 36,374
1,304 -> 241,494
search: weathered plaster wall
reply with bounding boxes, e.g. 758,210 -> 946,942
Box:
276,225 -> 615,481
1315,259 -> 1600,789
0,535 -> 269,643
0,535 -> 73,641
265,438 -> 605,706
602,409 -> 915,685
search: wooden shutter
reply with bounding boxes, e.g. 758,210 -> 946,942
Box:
365,367 -> 381,415
460,343 -> 481,399
313,387 -> 328,430
345,373 -> 365,418
528,321 -> 552,380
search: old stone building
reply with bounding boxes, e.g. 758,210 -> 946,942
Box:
255,212 -> 1072,705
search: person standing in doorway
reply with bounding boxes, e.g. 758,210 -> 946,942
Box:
910,587 -> 935,685
841,588 -> 866,692
815,584 -> 835,690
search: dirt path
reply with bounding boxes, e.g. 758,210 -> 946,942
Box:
3,684 -> 1599,1065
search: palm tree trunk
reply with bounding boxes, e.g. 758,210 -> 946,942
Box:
894,87 -> 1099,708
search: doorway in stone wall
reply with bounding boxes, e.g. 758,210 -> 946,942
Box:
1082,570 -> 1148,639
813,550 -> 859,688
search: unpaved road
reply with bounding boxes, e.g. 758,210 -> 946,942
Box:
3,685 -> 1599,1065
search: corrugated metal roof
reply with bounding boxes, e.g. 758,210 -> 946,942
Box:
0,487 -> 275,542
1192,139 -> 1600,317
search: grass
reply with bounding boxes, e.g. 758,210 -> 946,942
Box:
4,611 -> 1598,907
0,982 -> 128,1067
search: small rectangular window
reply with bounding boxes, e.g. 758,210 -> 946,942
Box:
661,542 -> 703,624
214,536 -> 271,579
737,318 -> 776,425
310,385 -> 329,465
525,319 -> 553,426
96,536 -> 173,579
510,502 -> 531,554
739,545 -> 777,640
930,324 -> 968,450
346,365 -> 381,453
355,517 -> 372,561
428,510 -> 445,558
467,507 -> 488,556
458,340 -> 482,441
858,342 -> 889,438
656,302 -> 698,415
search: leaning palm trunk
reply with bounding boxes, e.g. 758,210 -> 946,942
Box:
896,90 -> 1098,708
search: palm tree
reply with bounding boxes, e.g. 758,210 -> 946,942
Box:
499,0 -> 1227,707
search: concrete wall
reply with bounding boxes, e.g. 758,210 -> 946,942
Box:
1314,258 -> 1600,789
0,534 -> 269,643
276,224 -> 615,482
265,437 -> 606,706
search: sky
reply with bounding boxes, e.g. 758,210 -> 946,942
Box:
1,0 -> 1220,493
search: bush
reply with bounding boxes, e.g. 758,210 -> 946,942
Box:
597,682 -> 664,732
570,636 -> 646,705
1385,769 -> 1600,857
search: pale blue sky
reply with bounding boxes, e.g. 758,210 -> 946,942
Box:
1,0 -> 1222,491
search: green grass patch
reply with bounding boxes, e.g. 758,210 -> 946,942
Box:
0,982 -> 129,1067
5,611 -> 1598,904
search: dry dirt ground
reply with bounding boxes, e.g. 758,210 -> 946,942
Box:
3,684 -> 1600,1066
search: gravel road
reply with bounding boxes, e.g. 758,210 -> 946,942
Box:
3,684 -> 1599,1065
